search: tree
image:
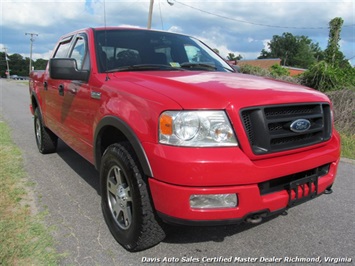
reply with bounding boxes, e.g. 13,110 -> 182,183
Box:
0,52 -> 49,77
324,17 -> 348,67
226,52 -> 242,61
300,17 -> 354,91
0,52 -> 8,77
33,59 -> 48,70
258,32 -> 322,69
7,53 -> 28,76
213,48 -> 220,54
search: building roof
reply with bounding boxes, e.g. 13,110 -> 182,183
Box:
237,58 -> 281,69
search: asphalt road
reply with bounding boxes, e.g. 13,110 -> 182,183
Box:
1,79 -> 354,266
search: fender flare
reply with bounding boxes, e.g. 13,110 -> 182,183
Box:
30,91 -> 42,117
93,116 -> 153,177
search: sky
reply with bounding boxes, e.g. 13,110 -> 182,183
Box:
1,0 -> 355,66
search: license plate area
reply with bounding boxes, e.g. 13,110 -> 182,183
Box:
287,174 -> 318,208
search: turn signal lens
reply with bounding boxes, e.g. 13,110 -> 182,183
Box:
159,113 -> 173,135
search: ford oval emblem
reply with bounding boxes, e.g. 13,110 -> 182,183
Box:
290,119 -> 311,133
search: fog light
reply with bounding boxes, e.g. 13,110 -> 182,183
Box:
190,194 -> 237,209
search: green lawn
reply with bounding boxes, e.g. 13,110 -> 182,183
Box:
340,132 -> 355,160
0,120 -> 61,266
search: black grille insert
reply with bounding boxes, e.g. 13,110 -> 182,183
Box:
241,103 -> 332,154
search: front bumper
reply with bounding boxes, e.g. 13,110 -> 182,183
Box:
145,132 -> 340,225
149,160 -> 338,225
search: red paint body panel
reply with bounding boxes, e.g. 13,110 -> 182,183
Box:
143,132 -> 340,187
29,27 -> 341,224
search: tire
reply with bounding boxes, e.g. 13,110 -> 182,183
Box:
100,143 -> 166,251
34,108 -> 58,154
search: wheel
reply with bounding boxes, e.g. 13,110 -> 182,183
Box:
34,108 -> 58,154
100,143 -> 166,251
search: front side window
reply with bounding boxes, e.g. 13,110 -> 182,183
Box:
70,37 -> 88,70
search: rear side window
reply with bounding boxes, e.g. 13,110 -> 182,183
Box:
54,38 -> 72,58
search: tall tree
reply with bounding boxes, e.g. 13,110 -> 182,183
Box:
324,17 -> 347,67
258,32 -> 322,69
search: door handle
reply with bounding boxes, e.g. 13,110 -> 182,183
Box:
43,81 -> 48,90
58,84 -> 64,96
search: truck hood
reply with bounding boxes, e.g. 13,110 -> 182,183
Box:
111,71 -> 329,109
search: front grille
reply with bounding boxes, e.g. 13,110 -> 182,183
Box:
241,103 -> 332,154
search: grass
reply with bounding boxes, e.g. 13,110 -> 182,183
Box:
0,120 -> 61,266
340,132 -> 355,160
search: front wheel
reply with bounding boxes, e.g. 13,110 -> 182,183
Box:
100,143 -> 166,251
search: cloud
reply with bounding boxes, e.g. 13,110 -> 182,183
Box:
1,0 -> 354,65
1,1 -> 90,28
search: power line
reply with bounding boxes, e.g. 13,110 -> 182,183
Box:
173,0 -> 355,30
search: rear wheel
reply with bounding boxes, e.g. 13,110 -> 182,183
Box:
34,108 -> 58,154
100,143 -> 166,251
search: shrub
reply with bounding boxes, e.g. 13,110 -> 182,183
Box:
300,61 -> 339,92
239,64 -> 300,84
239,64 -> 270,77
326,89 -> 355,135
300,61 -> 355,92
269,64 -> 290,77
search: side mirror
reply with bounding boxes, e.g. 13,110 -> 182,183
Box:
49,58 -> 89,81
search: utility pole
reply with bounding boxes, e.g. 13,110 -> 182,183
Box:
147,0 -> 154,29
3,47 -> 10,79
25,32 -> 38,74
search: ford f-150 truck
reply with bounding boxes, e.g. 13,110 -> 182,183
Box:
29,27 -> 340,251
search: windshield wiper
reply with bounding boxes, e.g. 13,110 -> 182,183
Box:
180,62 -> 217,71
106,64 -> 180,73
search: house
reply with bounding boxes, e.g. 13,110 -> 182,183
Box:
283,66 -> 307,76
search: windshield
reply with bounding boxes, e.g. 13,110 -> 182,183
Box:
94,29 -> 234,73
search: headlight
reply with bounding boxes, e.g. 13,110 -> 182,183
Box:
159,111 -> 238,147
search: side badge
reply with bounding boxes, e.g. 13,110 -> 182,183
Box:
91,91 -> 101,100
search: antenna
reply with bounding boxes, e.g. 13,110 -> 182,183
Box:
147,0 -> 154,29
103,0 -> 110,81
103,0 -> 107,28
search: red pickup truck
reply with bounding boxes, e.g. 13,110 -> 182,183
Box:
29,27 -> 340,251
